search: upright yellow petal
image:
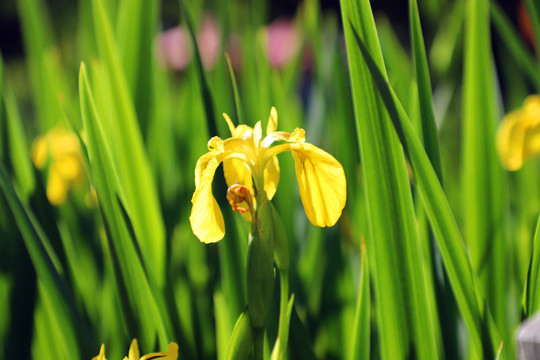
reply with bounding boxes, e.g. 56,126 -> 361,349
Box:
140,342 -> 179,360
263,155 -> 280,200
190,156 -> 226,243
291,142 -> 346,227
223,158 -> 253,191
267,107 -> 278,135
223,113 -> 237,135
127,339 -> 140,360
92,344 -> 107,360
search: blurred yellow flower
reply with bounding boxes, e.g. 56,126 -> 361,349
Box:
190,107 -> 347,243
497,95 -> 540,171
31,127 -> 84,204
92,339 -> 178,360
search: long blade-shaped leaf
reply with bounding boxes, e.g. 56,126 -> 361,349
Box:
340,0 -> 441,358
0,166 -> 90,357
79,63 -> 169,349
523,215 -> 540,317
92,0 -> 166,284
462,0 -> 511,351
116,0 -> 158,134
491,3 -> 540,90
350,26 -> 502,357
409,0 -> 442,181
348,242 -> 370,360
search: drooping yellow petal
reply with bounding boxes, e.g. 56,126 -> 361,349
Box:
291,142 -> 346,227
47,166 -> 68,205
263,155 -> 280,200
190,156 -> 226,243
267,106 -> 278,135
92,344 -> 107,360
140,342 -> 179,360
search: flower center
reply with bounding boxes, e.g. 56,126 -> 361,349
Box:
227,184 -> 255,218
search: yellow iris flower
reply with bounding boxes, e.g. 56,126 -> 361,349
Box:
31,127 -> 84,204
497,95 -> 540,171
92,339 -> 178,360
190,107 -> 347,243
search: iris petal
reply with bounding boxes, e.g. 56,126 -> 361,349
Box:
223,158 -> 253,191
267,106 -> 278,135
291,142 -> 346,227
263,155 -> 280,200
190,156 -> 226,243
127,339 -> 140,360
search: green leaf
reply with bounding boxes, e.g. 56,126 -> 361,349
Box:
523,0 -> 540,61
523,214 -> 540,317
409,0 -> 442,181
92,0 -> 166,284
348,25 -> 502,357
0,166 -> 90,357
462,0 -> 511,352
225,53 -> 244,125
116,0 -> 158,134
226,309 -> 254,360
349,242 -> 370,360
3,85 -> 36,200
340,0 -> 442,358
78,63 -> 169,349
491,3 -> 540,90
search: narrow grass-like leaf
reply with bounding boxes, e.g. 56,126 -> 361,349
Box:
462,0 -> 510,352
349,242 -> 369,360
116,0 -> 158,133
350,27 -> 502,357
92,0 -> 166,284
409,0 -> 442,181
0,166 -> 90,357
523,214 -> 540,317
491,3 -> 540,90
79,63 -> 169,349
341,0 -> 441,358
3,86 -> 35,200
523,0 -> 540,60
225,53 -> 244,125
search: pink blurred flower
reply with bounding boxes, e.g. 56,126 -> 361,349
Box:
226,34 -> 243,71
157,26 -> 192,71
264,18 -> 302,69
197,15 -> 220,70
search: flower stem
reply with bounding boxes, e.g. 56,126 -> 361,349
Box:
253,328 -> 264,360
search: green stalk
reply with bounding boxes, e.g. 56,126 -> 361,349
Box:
253,328 -> 264,360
